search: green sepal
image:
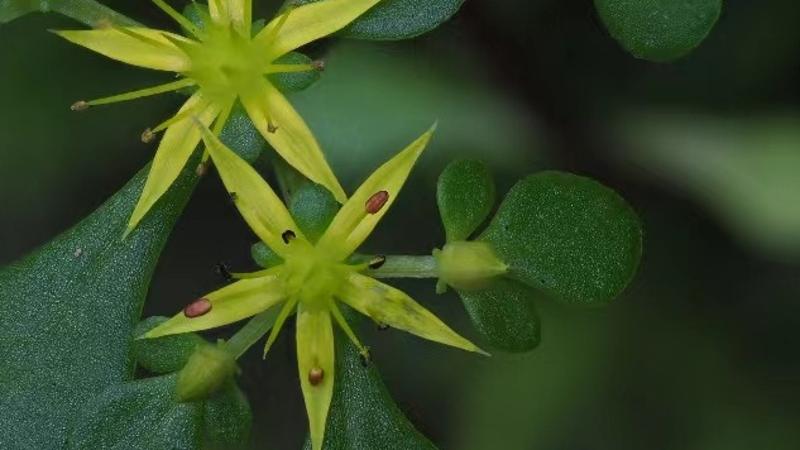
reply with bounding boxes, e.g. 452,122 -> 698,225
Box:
595,0 -> 722,62
287,0 -> 465,41
480,171 -> 643,306
302,323 -> 437,450
65,374 -> 251,450
133,317 -> 206,375
437,159 -> 496,242
456,278 -> 541,353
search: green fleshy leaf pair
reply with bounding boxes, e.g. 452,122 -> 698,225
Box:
436,160 -> 643,353
595,0 -> 723,62
286,0 -> 466,40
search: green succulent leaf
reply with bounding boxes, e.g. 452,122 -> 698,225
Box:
288,182 -> 342,243
457,278 -> 541,353
437,159 -> 496,242
480,171 -> 642,306
287,0 -> 465,40
133,317 -> 206,375
302,326 -> 437,450
1,0 -> 139,26
0,120 -> 262,448
595,0 -> 722,62
66,374 -> 251,450
269,52 -> 323,93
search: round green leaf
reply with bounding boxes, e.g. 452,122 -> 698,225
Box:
133,317 -> 206,375
288,0 -> 465,40
66,375 -> 251,450
437,159 -> 496,242
457,278 -> 541,353
288,182 -> 341,243
480,171 -> 642,306
595,0 -> 722,62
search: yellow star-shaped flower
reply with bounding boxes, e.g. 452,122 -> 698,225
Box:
142,122 -> 486,450
56,0 -> 383,235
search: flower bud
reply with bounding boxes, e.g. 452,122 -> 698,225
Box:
434,241 -> 508,291
175,343 -> 237,402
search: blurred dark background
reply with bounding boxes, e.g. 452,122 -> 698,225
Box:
2,0 -> 800,448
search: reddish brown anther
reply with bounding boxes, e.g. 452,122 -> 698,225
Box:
183,298 -> 212,318
308,367 -> 324,386
365,191 -> 389,214
311,59 -> 326,72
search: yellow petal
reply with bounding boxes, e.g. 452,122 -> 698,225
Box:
255,0 -> 381,60
143,268 -> 285,339
296,303 -> 335,450
208,0 -> 229,25
317,125 -> 436,260
125,93 -> 221,236
339,273 -> 487,355
197,119 -> 306,255
226,0 -> 251,35
54,27 -> 192,72
240,80 -> 346,202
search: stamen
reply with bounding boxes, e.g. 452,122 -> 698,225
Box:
81,78 -> 196,108
365,191 -> 390,214
228,192 -> 238,203
263,63 -> 314,75
377,323 -> 390,331
214,262 -> 233,282
184,298 -> 212,318
261,4 -> 294,45
195,161 -> 210,177
282,230 -> 296,244
263,297 -> 300,358
308,367 -> 324,386
311,59 -> 326,72
359,347 -> 372,367
141,128 -> 156,143
70,101 -> 89,112
151,102 -> 207,134
267,119 -> 279,133
368,255 -> 386,270
328,299 -> 369,356
151,0 -> 203,39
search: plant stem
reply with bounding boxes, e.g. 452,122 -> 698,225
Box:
366,255 -> 439,279
224,308 -> 280,359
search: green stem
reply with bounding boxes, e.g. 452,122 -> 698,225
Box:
50,0 -> 141,27
366,255 -> 439,279
224,308 -> 280,359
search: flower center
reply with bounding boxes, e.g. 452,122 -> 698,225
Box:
282,243 -> 351,308
185,24 -> 267,101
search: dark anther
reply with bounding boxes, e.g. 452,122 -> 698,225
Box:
368,255 -> 386,270
282,230 -> 296,244
140,128 -> 156,143
377,323 -> 389,331
214,263 -> 233,282
365,190 -> 389,214
311,59 -> 326,72
267,121 -> 279,133
228,192 -> 238,203
70,100 -> 89,112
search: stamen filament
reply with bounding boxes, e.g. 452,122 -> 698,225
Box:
113,25 -> 171,48
230,268 -> 277,280
151,100 -> 208,133
85,78 -> 195,107
212,99 -> 235,136
261,6 -> 293,47
328,299 -> 369,357
263,296 -> 299,358
225,308 -> 281,359
152,0 -> 203,39
263,64 -> 315,75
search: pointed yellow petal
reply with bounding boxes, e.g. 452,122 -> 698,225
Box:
296,303 -> 335,450
240,80 -> 346,202
126,93 -> 221,236
318,126 -> 436,260
339,273 -> 487,355
226,0 -> 251,35
255,0 -> 381,60
197,119 -> 306,255
143,268 -> 286,339
54,27 -> 192,72
208,0 -> 229,25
